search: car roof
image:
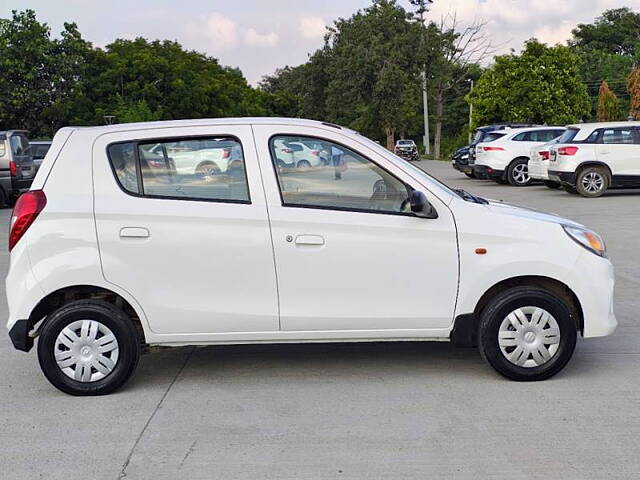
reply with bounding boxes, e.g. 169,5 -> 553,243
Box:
502,126 -> 566,134
567,121 -> 640,129
64,118 -> 353,137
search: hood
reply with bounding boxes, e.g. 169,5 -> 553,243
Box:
485,200 -> 584,228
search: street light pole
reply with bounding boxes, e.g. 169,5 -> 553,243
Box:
422,70 -> 430,156
467,79 -> 474,144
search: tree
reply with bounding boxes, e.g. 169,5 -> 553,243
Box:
468,40 -> 591,126
570,8 -> 640,57
322,0 -> 422,149
596,81 -> 620,121
627,66 -> 640,120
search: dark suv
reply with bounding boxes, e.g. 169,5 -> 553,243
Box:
452,124 -> 537,177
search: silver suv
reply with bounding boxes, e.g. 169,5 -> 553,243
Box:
0,130 -> 36,206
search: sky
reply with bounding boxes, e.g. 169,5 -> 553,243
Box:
3,0 -> 640,85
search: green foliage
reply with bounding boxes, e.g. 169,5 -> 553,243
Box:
0,10 -> 271,137
570,8 -> 640,57
596,81 -> 620,121
468,40 -> 591,126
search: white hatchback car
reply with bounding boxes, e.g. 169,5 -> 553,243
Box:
548,122 -> 640,197
7,118 -> 616,395
527,139 -> 562,189
474,127 -> 566,186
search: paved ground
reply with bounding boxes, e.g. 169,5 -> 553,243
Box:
1,160 -> 639,479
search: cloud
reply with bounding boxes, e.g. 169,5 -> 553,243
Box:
299,16 -> 326,39
187,12 -> 238,50
244,28 -> 279,47
534,21 -> 575,46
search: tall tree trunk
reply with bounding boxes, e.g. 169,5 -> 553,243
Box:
386,127 -> 395,151
434,86 -> 444,160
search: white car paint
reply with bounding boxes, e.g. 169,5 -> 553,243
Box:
475,126 -> 566,178
548,122 -> 640,190
7,118 -> 616,352
527,140 -> 560,181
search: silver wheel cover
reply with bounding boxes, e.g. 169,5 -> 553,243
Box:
512,163 -> 529,184
498,306 -> 560,368
54,320 -> 120,382
581,172 -> 604,193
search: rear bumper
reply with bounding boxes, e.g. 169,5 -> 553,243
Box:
548,170 -> 576,185
528,161 -> 549,180
473,165 -> 504,179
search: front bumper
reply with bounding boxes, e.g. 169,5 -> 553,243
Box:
452,161 -> 473,173
473,164 -> 504,180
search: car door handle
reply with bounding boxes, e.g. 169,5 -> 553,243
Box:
600,150 -> 610,154
120,227 -> 150,238
294,234 -> 325,246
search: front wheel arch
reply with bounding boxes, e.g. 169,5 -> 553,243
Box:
451,275 -> 583,346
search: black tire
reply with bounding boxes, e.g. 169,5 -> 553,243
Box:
563,185 -> 578,194
0,187 -> 6,208
37,300 -> 141,396
494,177 -> 509,185
543,181 -> 561,189
575,166 -> 610,198
297,159 -> 312,169
464,171 -> 476,178
478,287 -> 577,381
507,158 -> 532,186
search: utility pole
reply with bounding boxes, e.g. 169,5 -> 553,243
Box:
423,70 -> 430,155
467,79 -> 474,144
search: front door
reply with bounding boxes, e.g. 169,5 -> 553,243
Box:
92,125 -> 279,335
253,125 -> 459,332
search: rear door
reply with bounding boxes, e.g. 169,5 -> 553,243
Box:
596,127 -> 640,180
92,125 -> 279,335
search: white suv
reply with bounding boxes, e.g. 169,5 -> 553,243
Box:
548,122 -> 640,197
474,127 -> 566,186
6,118 -> 616,395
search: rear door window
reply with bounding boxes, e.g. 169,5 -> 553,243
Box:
108,137 -> 249,202
601,128 -> 634,144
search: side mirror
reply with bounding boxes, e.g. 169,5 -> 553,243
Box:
409,190 -> 438,219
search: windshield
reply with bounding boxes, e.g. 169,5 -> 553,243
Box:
398,140 -> 413,145
356,134 -> 456,199
9,134 -> 31,157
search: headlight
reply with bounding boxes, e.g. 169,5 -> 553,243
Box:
563,225 -> 606,257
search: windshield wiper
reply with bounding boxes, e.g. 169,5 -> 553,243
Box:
454,189 -> 488,204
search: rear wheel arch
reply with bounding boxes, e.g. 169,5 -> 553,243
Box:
28,285 -> 147,345
576,161 -> 612,178
452,276 -> 583,346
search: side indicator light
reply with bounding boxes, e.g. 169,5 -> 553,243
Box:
475,248 -> 487,255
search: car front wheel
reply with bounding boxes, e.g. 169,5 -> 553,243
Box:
37,300 -> 141,395
478,287 -> 577,381
507,158 -> 532,186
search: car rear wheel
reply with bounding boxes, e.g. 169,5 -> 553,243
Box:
543,181 -> 561,189
196,161 -> 220,178
464,171 -> 476,178
478,287 -> 577,381
507,158 -> 532,186
576,167 -> 609,198
37,300 -> 141,395
297,160 -> 312,169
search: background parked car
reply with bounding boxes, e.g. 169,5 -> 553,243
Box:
0,130 -> 36,206
30,140 -> 52,174
548,122 -> 640,197
452,123 -> 537,177
474,126 -> 566,186
527,138 -> 562,189
394,139 -> 419,161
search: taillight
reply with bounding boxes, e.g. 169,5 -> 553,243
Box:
483,146 -> 504,151
540,151 -> 550,160
311,150 -> 320,156
558,146 -> 579,156
9,190 -> 46,251
9,161 -> 17,177
283,148 -> 293,154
